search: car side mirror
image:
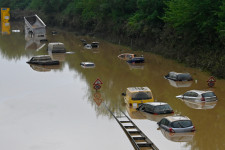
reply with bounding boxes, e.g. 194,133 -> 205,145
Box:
122,93 -> 126,96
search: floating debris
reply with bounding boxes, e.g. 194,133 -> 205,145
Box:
12,30 -> 20,32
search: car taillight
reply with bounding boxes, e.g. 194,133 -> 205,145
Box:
201,97 -> 205,101
169,128 -> 175,133
191,126 -> 196,132
154,113 -> 158,115
171,111 -> 174,114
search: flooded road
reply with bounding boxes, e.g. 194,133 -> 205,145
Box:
0,27 -> 225,150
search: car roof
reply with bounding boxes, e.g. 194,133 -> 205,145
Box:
144,102 -> 168,106
169,72 -> 190,75
32,55 -> 51,58
187,90 -> 214,94
165,116 -> 190,122
48,42 -> 64,45
127,87 -> 151,92
81,62 -> 95,64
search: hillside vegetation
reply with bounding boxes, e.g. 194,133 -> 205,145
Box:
1,0 -> 225,78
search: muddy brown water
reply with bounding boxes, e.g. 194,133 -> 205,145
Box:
0,29 -> 225,150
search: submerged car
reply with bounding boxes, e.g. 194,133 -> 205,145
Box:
165,72 -> 192,81
122,87 -> 154,107
127,56 -> 144,63
136,102 -> 174,115
91,42 -> 99,48
80,62 -> 95,68
118,53 -> 135,60
27,55 -> 59,65
157,116 -> 195,133
176,90 -> 217,102
48,42 -> 66,53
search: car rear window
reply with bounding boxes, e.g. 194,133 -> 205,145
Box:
154,105 -> 173,113
177,74 -> 192,81
202,92 -> 216,97
132,92 -> 152,100
171,120 -> 193,128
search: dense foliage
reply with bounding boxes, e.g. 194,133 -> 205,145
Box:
1,0 -> 225,77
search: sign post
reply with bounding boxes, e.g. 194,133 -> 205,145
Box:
207,76 -> 216,88
93,78 -> 103,91
1,8 -> 10,34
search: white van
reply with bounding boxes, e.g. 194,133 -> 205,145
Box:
48,42 -> 66,53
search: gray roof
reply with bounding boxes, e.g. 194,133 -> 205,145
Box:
127,87 -> 151,92
165,116 -> 190,122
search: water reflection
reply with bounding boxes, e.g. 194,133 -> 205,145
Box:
48,52 -> 66,62
1,22 -> 10,35
159,128 -> 195,142
28,64 -> 61,72
25,28 -> 46,51
181,99 -> 217,110
127,63 -> 144,70
126,105 -> 146,119
167,79 -> 193,88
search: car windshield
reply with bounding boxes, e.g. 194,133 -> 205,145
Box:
171,120 -> 193,128
202,92 -> 216,97
132,92 -> 151,100
154,105 -> 173,113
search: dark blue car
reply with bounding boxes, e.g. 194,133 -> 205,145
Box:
127,57 -> 144,63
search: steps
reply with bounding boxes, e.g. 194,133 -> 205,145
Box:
104,104 -> 158,150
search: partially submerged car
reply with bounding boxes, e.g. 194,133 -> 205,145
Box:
91,42 -> 99,48
165,72 -> 192,81
122,87 -> 154,107
136,102 -> 174,115
127,56 -> 144,63
118,53 -> 135,60
27,55 -> 59,65
48,42 -> 66,53
176,90 -> 217,102
157,116 -> 195,133
84,44 -> 92,49
80,62 -> 95,68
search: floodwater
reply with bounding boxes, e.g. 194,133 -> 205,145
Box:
1,26 -> 225,150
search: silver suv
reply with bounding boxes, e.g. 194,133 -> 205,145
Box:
176,90 -> 217,102
157,116 -> 195,133
136,102 -> 174,115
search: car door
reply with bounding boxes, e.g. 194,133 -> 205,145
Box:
183,92 -> 192,100
183,92 -> 197,100
159,119 -> 170,131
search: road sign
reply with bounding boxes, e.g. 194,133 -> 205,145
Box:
1,8 -> 10,35
93,84 -> 101,90
207,76 -> 216,88
207,76 -> 216,82
93,78 -> 103,85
